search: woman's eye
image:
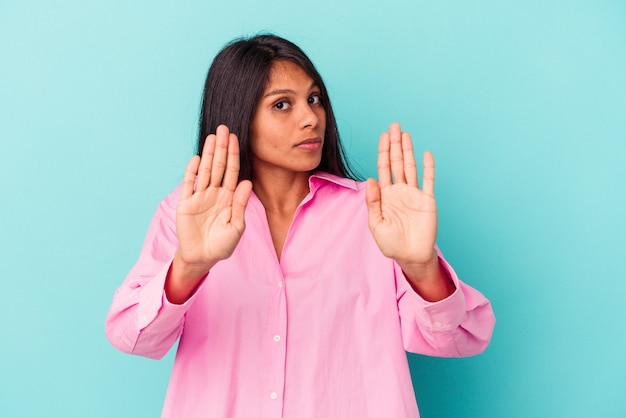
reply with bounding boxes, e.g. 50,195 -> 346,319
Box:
274,101 -> 290,110
308,94 -> 322,105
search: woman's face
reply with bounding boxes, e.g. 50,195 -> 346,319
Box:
249,60 -> 326,179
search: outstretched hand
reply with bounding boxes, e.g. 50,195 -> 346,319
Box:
365,122 -> 438,269
176,125 -> 253,268
167,125 -> 252,303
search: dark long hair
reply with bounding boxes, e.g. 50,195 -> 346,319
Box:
197,34 -> 361,181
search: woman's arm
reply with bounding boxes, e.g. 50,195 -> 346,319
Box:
366,122 -> 494,355
105,125 -> 252,358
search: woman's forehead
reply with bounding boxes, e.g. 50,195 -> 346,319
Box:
264,60 -> 316,91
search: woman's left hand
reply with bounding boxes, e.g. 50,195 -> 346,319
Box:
365,122 -> 439,271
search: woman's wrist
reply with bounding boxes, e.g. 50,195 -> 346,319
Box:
398,251 -> 456,302
164,250 -> 215,304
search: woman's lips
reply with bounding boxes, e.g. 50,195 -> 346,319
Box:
295,137 -> 322,151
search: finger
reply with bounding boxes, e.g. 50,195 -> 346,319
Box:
365,178 -> 383,229
402,131 -> 418,188
196,134 -> 216,190
422,151 -> 435,196
377,132 -> 392,188
231,179 -> 252,228
210,125 -> 230,187
181,155 -> 200,199
221,133 -> 241,192
389,122 -> 406,184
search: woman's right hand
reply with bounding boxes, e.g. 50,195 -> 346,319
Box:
166,125 -> 252,303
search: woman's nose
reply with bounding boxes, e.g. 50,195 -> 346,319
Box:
299,103 -> 320,129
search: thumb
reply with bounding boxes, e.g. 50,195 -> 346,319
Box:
365,178 -> 383,229
231,180 -> 252,227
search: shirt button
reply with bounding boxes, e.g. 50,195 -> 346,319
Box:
278,281 -> 283,288
270,392 -> 278,400
434,321 -> 443,328
273,334 -> 281,342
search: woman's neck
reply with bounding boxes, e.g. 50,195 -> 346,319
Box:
251,170 -> 311,216
252,170 -> 312,260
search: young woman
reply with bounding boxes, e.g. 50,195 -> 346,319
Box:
106,34 -> 495,418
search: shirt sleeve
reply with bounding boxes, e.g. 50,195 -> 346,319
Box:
395,245 -> 496,357
104,185 -> 205,360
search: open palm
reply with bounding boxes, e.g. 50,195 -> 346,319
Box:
176,125 -> 252,269
366,123 -> 438,267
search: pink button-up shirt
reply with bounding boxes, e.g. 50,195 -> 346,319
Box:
105,172 -> 495,418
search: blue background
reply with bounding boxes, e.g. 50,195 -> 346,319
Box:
1,1 -> 625,417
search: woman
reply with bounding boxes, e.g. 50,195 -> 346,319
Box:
106,34 -> 495,417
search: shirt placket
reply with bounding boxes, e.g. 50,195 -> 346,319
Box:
258,190 -> 316,418
260,267 -> 288,418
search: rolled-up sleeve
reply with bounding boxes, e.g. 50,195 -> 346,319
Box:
105,186 -> 204,359
396,246 -> 495,357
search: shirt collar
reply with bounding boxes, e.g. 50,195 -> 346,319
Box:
309,171 -> 359,191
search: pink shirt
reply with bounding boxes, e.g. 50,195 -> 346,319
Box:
105,172 -> 495,418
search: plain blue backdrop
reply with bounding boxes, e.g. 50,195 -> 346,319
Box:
1,0 -> 625,417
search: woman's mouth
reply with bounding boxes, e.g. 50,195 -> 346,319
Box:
295,137 -> 322,151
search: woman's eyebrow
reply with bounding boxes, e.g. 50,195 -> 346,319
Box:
264,88 -> 296,98
263,82 -> 319,98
